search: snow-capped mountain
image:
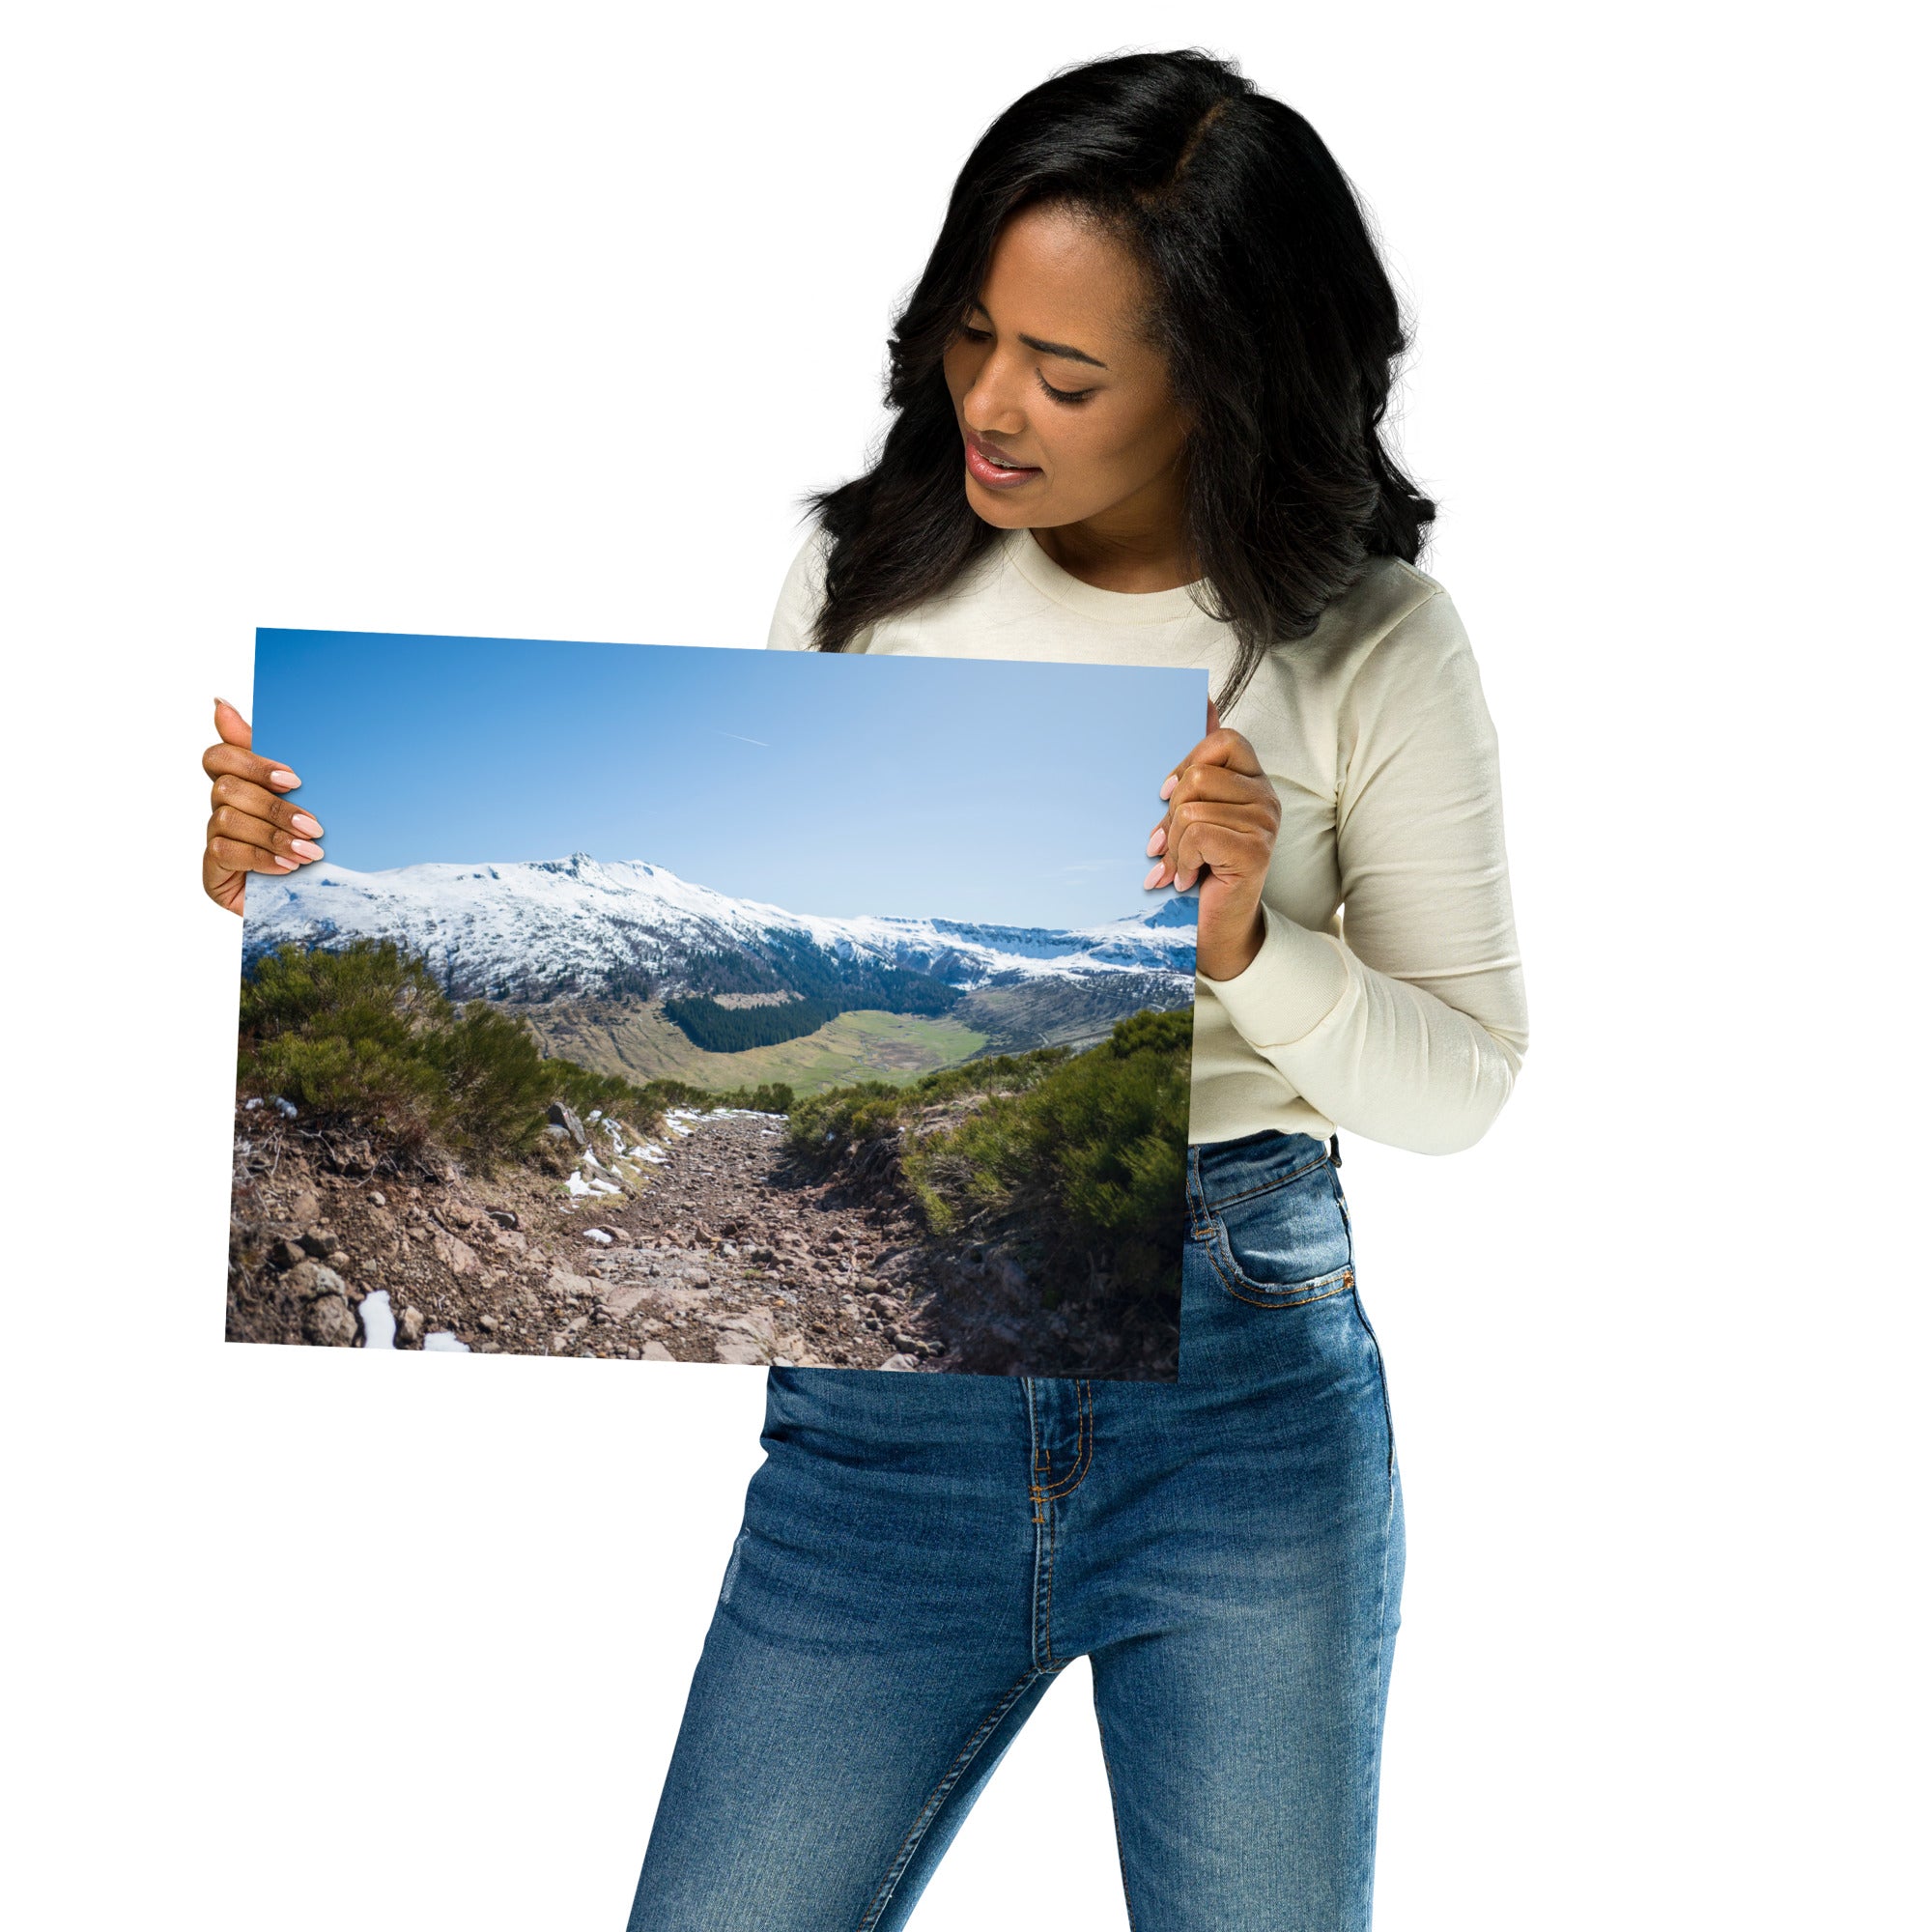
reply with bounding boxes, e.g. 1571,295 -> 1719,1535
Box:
242,853 -> 1197,1005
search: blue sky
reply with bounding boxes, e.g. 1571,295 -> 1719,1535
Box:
251,630 -> 1209,927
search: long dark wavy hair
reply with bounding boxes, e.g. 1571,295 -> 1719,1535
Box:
803,47 -> 1435,713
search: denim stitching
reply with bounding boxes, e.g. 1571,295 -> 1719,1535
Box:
855,1664 -> 1047,1931
1091,1687 -> 1141,1932
1027,1380 -> 1093,1670
1202,1220 -> 1355,1308
1037,1379 -> 1094,1499
1355,1293 -> 1400,1931
1197,1148 -> 1333,1212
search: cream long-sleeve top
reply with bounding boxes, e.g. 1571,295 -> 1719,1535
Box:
765,523 -> 1529,1156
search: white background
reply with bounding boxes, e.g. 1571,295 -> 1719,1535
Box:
3,3 -> 1924,1926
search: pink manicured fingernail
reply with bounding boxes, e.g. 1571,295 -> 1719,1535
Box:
290,812 -> 323,837
268,769 -> 298,788
273,856 -> 298,870
1146,827 -> 1167,857
1159,775 -> 1177,799
291,839 -> 324,861
1143,863 -> 1166,889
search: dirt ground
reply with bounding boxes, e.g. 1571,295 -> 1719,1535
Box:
225,1100 -> 1165,1376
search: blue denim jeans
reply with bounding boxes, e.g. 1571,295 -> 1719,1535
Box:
626,1129 -> 1405,1930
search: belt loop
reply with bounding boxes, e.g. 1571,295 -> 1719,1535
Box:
1328,1132 -> 1342,1168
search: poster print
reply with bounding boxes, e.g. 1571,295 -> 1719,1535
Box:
226,628 -> 1207,1379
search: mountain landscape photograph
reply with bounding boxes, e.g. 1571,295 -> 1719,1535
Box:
228,626 -> 1208,1379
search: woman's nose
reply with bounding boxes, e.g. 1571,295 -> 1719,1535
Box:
961,357 -> 1028,437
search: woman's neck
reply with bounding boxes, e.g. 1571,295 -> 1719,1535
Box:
1026,469 -> 1199,592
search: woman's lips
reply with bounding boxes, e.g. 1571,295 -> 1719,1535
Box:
963,433 -> 1042,489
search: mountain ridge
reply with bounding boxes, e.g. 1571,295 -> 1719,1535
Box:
242,851 -> 1199,1009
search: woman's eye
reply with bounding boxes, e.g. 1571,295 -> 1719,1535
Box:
1037,372 -> 1094,406
958,325 -> 992,343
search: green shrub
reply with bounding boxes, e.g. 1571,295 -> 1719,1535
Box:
237,938 -> 789,1169
789,1007 -> 1192,1316
422,1000 -> 557,1159
240,941 -> 448,1144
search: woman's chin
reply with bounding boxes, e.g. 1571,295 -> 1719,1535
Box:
963,477 -> 1043,526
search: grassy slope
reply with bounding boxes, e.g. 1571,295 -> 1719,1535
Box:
512,994 -> 992,1097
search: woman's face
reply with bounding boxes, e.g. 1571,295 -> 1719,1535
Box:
940,202 -> 1190,539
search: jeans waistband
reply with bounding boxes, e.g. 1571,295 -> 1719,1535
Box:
1186,1129 -> 1334,1212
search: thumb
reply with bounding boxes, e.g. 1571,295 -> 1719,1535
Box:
1206,695 -> 1221,735
213,696 -> 252,751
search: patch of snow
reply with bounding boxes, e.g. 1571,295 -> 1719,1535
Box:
359,1290 -> 396,1349
566,1172 -> 594,1197
423,1331 -> 470,1352
582,1228 -> 613,1246
240,852 -> 1199,1010
271,1095 -> 298,1119
243,1096 -> 263,1111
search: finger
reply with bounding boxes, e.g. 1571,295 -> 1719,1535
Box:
213,697 -> 253,752
1162,763 -> 1272,809
207,831 -> 304,876
1144,800 -> 1267,889
1148,766 -> 1275,861
1151,808 -> 1274,890
209,772 -> 324,838
203,738 -> 301,793
209,805 -> 325,865
1160,725 -> 1262,797
1207,696 -> 1221,735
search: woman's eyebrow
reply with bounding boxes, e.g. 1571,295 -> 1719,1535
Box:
967,302 -> 1108,369
1018,333 -> 1108,369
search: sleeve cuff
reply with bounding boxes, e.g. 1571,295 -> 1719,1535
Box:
1196,900 -> 1350,1049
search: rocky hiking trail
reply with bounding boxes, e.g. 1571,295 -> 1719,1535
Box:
228,1096 -> 1092,1374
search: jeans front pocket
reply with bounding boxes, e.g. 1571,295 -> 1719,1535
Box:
1202,1148 -> 1355,1309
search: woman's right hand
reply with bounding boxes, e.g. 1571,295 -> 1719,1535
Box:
201,697 -> 326,916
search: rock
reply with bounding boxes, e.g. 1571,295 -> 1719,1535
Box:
877,1352 -> 920,1372
395,1305 -> 425,1348
298,1229 -> 342,1259
438,1200 -> 483,1230
479,1314 -> 498,1331
714,1336 -> 768,1365
268,1238 -> 307,1270
285,1260 -> 348,1300
431,1233 -> 480,1276
486,1208 -> 519,1231
640,1341 -> 675,1362
303,1294 -> 357,1346
709,1309 -> 777,1345
547,1102 -> 587,1146
687,1270 -> 711,1290
368,1191 -> 388,1208
546,1269 -> 601,1297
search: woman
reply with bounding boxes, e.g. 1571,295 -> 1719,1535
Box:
201,48 -> 1527,1931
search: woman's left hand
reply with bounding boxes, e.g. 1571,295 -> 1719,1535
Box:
1145,697 -> 1281,980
